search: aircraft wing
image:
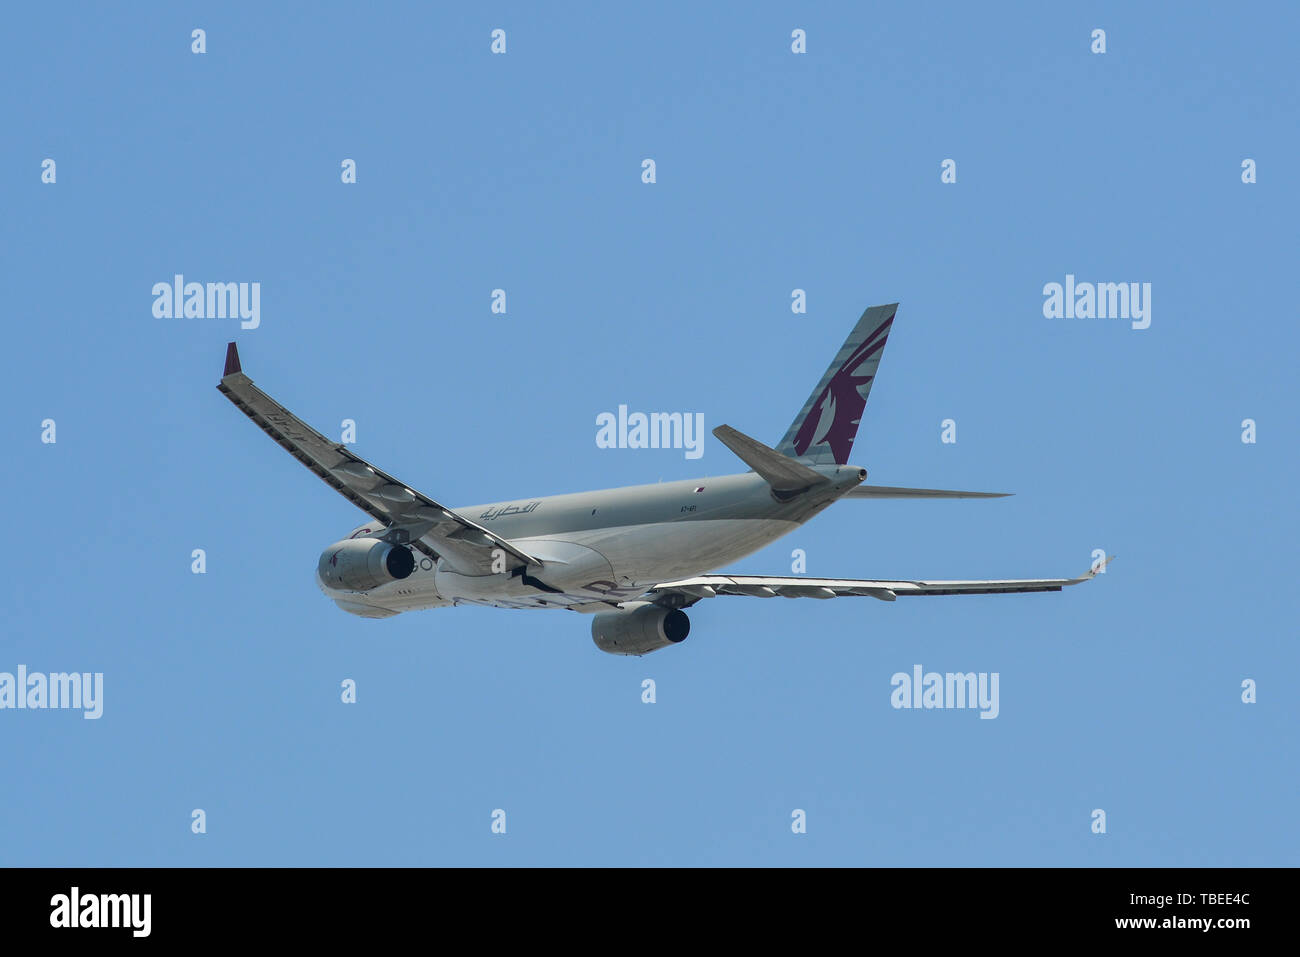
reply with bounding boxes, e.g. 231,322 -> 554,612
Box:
216,342 -> 542,572
645,558 -> 1112,607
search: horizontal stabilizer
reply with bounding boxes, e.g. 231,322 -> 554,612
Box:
713,425 -> 830,493
845,485 -> 1011,499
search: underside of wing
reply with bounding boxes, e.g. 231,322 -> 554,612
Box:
646,558 -> 1112,607
217,342 -> 541,573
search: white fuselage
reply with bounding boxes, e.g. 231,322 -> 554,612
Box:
318,464 -> 867,616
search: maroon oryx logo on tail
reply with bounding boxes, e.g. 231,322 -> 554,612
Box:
791,312 -> 894,463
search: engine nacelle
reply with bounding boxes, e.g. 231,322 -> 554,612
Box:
591,602 -> 690,656
317,537 -> 414,592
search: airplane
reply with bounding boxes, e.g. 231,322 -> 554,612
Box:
217,303 -> 1108,655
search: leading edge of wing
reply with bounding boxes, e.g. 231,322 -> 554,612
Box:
216,342 -> 544,569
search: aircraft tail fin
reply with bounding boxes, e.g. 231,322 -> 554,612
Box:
775,303 -> 897,464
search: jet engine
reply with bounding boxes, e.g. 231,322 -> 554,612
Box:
317,537 -> 414,591
591,602 -> 690,656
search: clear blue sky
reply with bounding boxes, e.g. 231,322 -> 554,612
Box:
3,2 -> 1296,866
